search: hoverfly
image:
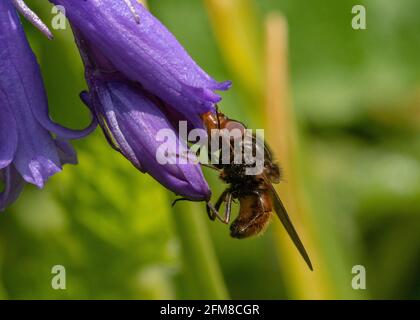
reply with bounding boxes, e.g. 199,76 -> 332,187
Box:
201,109 -> 313,271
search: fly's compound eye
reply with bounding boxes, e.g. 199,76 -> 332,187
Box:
225,120 -> 246,134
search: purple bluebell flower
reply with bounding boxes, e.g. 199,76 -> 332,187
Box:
50,0 -> 231,129
75,32 -> 212,201
0,0 -> 96,211
51,1 -> 232,201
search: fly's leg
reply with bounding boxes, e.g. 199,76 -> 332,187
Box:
207,202 -> 224,222
207,189 -> 231,224
215,190 -> 228,211
223,192 -> 233,224
215,190 -> 232,224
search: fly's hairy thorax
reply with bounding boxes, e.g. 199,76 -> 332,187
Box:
219,164 -> 267,197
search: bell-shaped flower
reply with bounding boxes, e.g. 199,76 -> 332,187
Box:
51,1 -> 232,201
77,34 -> 212,201
49,0 -> 231,129
0,0 -> 96,211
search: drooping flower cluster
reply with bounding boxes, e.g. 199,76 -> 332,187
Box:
50,0 -> 231,202
1,0 -> 231,211
0,0 -> 95,211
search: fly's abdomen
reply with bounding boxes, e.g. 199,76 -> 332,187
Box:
230,192 -> 273,239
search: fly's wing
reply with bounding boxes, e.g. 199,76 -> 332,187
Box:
251,134 -> 281,183
264,178 -> 313,271
264,160 -> 281,184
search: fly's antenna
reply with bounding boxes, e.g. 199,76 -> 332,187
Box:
123,0 -> 140,24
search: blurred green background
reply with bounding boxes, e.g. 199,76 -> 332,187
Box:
1,0 -> 419,299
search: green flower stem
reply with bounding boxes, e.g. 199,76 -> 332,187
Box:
171,200 -> 229,300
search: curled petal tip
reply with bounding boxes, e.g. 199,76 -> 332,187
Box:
219,80 -> 233,90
